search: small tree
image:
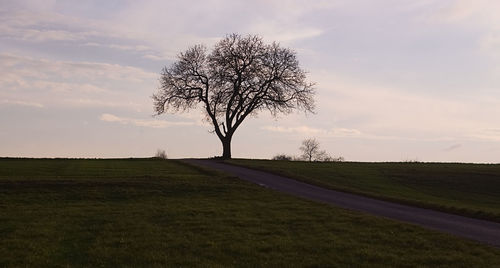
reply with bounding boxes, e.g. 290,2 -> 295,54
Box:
155,149 -> 167,159
153,34 -> 315,159
300,138 -> 321,161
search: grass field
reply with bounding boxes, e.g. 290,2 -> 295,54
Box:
1,158 -> 499,267
227,159 -> 500,222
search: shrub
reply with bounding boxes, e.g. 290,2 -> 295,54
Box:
272,154 -> 293,161
323,156 -> 345,162
154,149 -> 167,159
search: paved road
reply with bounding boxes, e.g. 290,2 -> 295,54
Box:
183,159 -> 500,248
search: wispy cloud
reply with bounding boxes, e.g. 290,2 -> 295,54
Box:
435,0 -> 500,27
0,99 -> 44,108
99,113 -> 194,128
82,42 -> 151,52
309,70 -> 500,142
428,0 -> 500,59
443,143 -> 462,152
262,125 -> 362,138
65,99 -> 143,110
0,53 -> 155,112
468,129 -> 500,142
244,0 -> 334,43
0,53 -> 156,84
142,54 -> 171,61
0,7 -> 178,61
249,23 -> 323,43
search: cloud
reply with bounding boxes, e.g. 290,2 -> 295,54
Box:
82,42 -> 153,53
260,124 -> 444,142
262,125 -> 325,135
0,54 -> 156,84
0,53 -> 158,113
308,69 -> 500,142
0,99 -> 44,108
244,0 -> 335,43
0,0 -> 336,66
443,143 -> 462,152
480,34 -> 500,58
0,7 -> 179,61
65,99 -> 143,110
249,23 -> 323,43
3,28 -> 87,42
29,81 -> 110,93
428,1 -> 500,59
468,129 -> 500,142
142,54 -> 171,61
262,125 -> 362,138
100,113 -> 124,122
99,113 -> 194,128
435,0 -> 500,27
0,9 -> 99,42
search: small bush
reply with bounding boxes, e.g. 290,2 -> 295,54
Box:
154,149 -> 167,159
323,156 -> 345,162
272,154 -> 293,161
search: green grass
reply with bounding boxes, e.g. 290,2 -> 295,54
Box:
0,158 -> 499,267
227,159 -> 500,222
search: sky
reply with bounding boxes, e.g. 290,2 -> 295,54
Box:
1,0 -> 500,162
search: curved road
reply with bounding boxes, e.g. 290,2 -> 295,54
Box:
184,159 -> 500,248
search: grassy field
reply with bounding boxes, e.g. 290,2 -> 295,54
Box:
227,159 -> 500,222
1,158 -> 499,267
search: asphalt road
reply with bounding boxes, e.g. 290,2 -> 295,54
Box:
183,159 -> 500,248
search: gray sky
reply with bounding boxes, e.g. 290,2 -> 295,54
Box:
1,0 -> 500,162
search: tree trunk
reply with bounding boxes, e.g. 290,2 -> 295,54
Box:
221,136 -> 232,159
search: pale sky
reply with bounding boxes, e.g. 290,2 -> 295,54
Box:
1,0 -> 500,162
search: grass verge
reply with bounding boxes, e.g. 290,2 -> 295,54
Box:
227,159 -> 500,222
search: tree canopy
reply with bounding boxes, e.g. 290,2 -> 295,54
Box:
153,34 -> 315,158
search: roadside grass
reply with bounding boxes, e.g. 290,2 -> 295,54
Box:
0,158 -> 499,267
227,159 -> 500,222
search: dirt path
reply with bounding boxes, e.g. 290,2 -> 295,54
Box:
183,159 -> 500,248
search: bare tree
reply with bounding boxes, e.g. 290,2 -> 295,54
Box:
154,149 -> 167,159
300,138 -> 321,161
153,34 -> 315,159
299,138 -> 345,162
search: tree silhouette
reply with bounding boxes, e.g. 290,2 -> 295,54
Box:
153,34 -> 315,159
300,138 -> 321,161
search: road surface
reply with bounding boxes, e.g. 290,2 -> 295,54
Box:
183,159 -> 500,248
